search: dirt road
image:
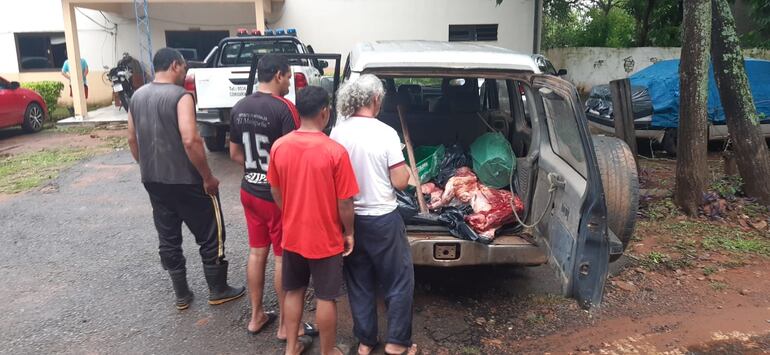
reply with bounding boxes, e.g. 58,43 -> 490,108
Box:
0,127 -> 768,354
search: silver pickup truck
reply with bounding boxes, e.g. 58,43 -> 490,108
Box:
334,41 -> 639,308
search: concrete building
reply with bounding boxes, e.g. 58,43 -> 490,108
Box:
0,0 -> 541,118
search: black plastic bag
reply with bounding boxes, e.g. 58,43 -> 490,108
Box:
437,206 -> 480,242
435,144 -> 471,187
396,190 -> 419,220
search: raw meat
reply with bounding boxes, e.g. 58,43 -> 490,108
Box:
421,182 -> 444,209
432,167 -> 525,241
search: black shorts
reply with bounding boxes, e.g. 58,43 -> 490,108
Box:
282,250 -> 344,301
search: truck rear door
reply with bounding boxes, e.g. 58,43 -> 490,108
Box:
530,75 -> 609,309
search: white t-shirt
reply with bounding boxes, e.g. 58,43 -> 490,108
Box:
330,116 -> 405,216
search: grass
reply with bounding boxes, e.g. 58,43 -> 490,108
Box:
709,175 -> 743,199
525,313 -> 547,326
709,281 -> 728,291
101,136 -> 127,150
703,234 -> 770,256
643,198 -> 679,220
702,266 -> 717,276
55,126 -> 96,135
0,148 -> 92,194
658,220 -> 769,256
741,202 -> 768,219
49,106 -> 71,122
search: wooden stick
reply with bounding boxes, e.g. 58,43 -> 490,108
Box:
397,104 -> 429,214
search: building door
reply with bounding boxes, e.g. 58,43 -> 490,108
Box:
165,30 -> 229,61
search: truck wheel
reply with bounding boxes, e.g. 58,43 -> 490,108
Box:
204,127 -> 227,152
592,135 -> 639,261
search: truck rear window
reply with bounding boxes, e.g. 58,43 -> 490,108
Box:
219,40 -> 302,66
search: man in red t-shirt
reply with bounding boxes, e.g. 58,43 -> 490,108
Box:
268,86 -> 358,355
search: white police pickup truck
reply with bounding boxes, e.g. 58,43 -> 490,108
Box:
185,29 -> 327,151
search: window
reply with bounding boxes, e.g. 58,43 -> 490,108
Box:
15,33 -> 68,71
219,40 -> 302,67
542,92 -> 587,177
448,24 -> 498,42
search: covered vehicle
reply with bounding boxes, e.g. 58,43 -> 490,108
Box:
586,59 -> 770,151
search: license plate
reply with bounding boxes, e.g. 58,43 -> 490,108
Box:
112,83 -> 123,92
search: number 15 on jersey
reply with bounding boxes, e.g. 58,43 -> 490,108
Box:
243,132 -> 270,171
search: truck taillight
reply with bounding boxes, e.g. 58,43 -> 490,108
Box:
184,73 -> 196,97
294,72 -> 308,90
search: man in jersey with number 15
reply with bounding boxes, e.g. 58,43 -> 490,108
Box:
230,54 -> 318,339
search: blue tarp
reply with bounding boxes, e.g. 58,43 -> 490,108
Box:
629,59 -> 770,128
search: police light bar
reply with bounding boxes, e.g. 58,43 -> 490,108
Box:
251,29 -> 261,36
275,28 -> 286,35
236,28 -> 248,36
287,28 -> 297,36
265,29 -> 275,36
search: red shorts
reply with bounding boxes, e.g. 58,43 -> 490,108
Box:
240,189 -> 283,256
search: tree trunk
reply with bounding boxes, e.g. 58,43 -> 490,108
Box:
638,0 -> 656,46
675,0 -> 711,215
711,0 -> 770,205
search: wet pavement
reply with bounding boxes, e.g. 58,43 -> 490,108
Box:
0,149 -> 569,354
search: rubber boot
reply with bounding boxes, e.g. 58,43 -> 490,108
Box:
168,269 -> 194,310
203,261 -> 245,305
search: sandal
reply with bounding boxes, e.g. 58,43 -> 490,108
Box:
247,311 -> 277,335
353,342 -> 378,355
385,344 -> 419,355
279,322 -> 319,341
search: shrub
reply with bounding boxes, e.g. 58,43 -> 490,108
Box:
21,81 -> 65,115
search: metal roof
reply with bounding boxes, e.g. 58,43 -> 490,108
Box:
349,40 -> 539,73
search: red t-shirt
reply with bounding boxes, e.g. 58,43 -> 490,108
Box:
267,131 -> 359,259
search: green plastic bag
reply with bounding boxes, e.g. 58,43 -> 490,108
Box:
470,133 -> 515,188
405,145 -> 445,183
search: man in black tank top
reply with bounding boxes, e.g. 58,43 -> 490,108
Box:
127,48 -> 245,310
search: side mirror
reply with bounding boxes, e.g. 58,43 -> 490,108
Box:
9,81 -> 20,90
557,69 -> 568,76
318,60 -> 329,69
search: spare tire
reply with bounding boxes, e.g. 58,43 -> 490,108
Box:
592,135 -> 639,261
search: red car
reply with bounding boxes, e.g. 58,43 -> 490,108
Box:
0,76 -> 47,132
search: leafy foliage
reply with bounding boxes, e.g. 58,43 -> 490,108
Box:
21,81 -> 64,116
542,0 -> 768,49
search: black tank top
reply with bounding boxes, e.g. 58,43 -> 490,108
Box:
129,82 -> 202,185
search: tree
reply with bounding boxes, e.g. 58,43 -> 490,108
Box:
675,0 -> 711,215
625,0 -> 684,46
711,0 -> 770,205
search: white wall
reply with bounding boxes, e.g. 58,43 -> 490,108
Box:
544,47 -> 681,93
545,46 -> 770,94
272,0 -> 536,56
0,0 -> 536,74
0,0 -> 122,73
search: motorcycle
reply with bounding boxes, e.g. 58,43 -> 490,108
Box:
106,54 -> 137,111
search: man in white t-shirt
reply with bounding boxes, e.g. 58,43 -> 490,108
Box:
330,74 -> 417,355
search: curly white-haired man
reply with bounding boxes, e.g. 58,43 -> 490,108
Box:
330,74 -> 418,355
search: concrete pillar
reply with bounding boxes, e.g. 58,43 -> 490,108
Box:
255,0 -> 266,32
62,0 -> 87,119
